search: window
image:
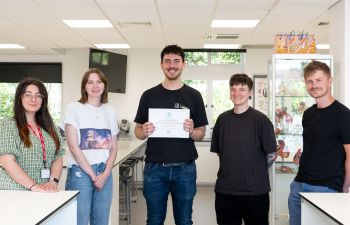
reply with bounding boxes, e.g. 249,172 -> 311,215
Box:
183,49 -> 245,126
183,80 -> 207,105
184,79 -> 232,125
184,49 -> 244,66
0,83 -> 62,124
0,62 -> 62,124
211,52 -> 241,64
184,52 -> 208,66
212,80 -> 231,124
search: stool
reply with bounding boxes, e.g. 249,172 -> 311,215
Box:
124,156 -> 144,202
129,156 -> 144,184
122,159 -> 136,202
119,164 -> 132,224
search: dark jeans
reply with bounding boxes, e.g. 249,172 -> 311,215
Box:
143,161 -> 197,225
215,192 -> 270,225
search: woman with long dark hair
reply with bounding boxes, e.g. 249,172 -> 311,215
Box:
62,68 -> 118,225
0,77 -> 64,192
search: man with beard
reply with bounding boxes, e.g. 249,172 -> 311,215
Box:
134,45 -> 208,225
288,60 -> 350,225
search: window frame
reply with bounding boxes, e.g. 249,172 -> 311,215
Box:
184,48 -> 246,66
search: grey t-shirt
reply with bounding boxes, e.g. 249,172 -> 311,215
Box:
210,107 -> 276,195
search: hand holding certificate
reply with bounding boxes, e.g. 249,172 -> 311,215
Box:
149,108 -> 190,138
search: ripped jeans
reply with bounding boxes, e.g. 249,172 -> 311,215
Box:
65,163 -> 113,225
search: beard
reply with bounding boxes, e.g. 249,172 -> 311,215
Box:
308,87 -> 328,99
164,68 -> 182,80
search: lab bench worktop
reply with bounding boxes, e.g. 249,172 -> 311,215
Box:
301,192 -> 350,225
62,138 -> 146,167
0,190 -> 79,225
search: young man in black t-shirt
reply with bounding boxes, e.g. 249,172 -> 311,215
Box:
210,74 -> 276,225
288,61 -> 350,225
134,45 -> 208,225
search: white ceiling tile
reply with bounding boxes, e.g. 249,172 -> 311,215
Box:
0,0 -> 341,53
216,0 -> 275,11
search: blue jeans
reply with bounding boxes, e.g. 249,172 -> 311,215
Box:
65,163 -> 113,225
143,161 -> 197,225
288,180 -> 337,225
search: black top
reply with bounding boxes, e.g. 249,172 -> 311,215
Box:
295,100 -> 350,192
211,107 -> 276,195
134,84 -> 208,163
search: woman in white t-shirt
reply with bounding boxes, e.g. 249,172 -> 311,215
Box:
62,68 -> 118,225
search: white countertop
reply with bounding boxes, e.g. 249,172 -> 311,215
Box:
114,138 -> 146,165
63,138 -> 146,167
0,190 -> 79,225
300,192 -> 350,224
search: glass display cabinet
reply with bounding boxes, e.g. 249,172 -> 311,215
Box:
268,54 -> 333,225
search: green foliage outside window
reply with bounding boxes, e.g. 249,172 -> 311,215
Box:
184,80 -> 207,105
211,52 -> 241,64
0,83 -> 17,119
182,51 -> 244,125
185,51 -> 242,66
212,80 -> 232,124
184,52 -> 208,66
0,83 -> 62,124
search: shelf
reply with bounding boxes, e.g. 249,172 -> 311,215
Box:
276,133 -> 302,136
275,95 -> 310,98
275,162 -> 298,174
275,166 -> 297,174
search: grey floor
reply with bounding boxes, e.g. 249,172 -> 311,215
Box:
121,186 -> 217,225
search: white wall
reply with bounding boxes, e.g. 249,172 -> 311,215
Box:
329,0 -> 350,107
0,48 -> 273,135
108,49 -> 162,131
246,49 -> 273,76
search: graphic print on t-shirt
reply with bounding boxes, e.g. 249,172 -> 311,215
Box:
79,128 -> 112,150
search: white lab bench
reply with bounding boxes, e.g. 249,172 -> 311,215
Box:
301,192 -> 350,225
0,190 -> 79,225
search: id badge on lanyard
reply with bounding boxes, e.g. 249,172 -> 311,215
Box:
28,123 -> 50,179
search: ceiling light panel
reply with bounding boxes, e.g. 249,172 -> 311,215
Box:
204,44 -> 241,49
0,44 -> 25,49
94,44 -> 130,49
211,20 -> 259,28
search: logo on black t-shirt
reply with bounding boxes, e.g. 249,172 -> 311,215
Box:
174,103 -> 181,109
174,102 -> 189,109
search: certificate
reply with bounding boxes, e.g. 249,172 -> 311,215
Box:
148,108 -> 190,138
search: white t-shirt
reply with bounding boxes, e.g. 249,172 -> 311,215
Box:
62,102 -> 119,167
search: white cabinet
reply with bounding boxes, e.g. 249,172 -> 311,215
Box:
195,141 -> 219,184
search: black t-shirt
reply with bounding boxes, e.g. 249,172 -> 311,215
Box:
295,100 -> 350,192
210,107 -> 276,195
134,84 -> 208,163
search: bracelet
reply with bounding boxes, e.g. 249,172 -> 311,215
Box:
29,183 -> 36,190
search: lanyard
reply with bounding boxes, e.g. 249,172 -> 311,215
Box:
27,123 -> 47,168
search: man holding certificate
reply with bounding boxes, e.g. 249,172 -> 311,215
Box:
134,45 -> 208,225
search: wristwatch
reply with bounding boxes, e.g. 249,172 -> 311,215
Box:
50,177 -> 59,184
